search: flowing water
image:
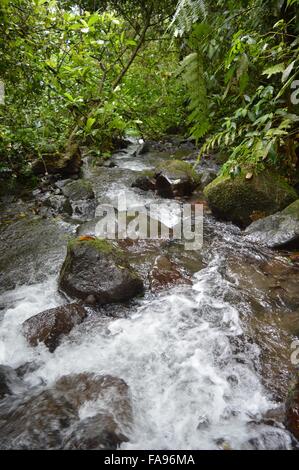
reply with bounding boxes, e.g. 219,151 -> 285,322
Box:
0,141 -> 298,450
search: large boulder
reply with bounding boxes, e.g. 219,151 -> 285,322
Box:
204,171 -> 297,227
0,365 -> 26,399
22,303 -> 87,352
245,200 -> 299,249
59,238 -> 144,304
155,160 -> 201,198
32,143 -> 82,177
61,179 -> 94,202
285,377 -> 299,441
0,389 -> 77,449
0,373 -> 131,450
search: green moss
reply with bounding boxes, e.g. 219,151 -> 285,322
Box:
140,169 -> 155,179
67,237 -> 123,256
155,159 -> 201,183
204,171 -> 297,227
282,199 -> 299,219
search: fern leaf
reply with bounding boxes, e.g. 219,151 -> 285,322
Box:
181,52 -> 210,141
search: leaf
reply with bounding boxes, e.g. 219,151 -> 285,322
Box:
126,39 -> 137,46
85,117 -> 96,133
79,235 -> 96,241
245,172 -> 253,180
262,63 -> 284,78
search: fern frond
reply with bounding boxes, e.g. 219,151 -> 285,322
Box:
180,51 -> 210,141
170,0 -> 207,37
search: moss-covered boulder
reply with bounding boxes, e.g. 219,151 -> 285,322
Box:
245,199 -> 299,249
59,238 -> 144,304
32,143 -> 82,177
204,171 -> 297,227
61,179 -> 94,202
154,160 -> 201,198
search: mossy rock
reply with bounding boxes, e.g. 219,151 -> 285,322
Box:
281,199 -> 299,219
154,160 -> 201,198
155,160 -> 200,182
61,179 -> 94,201
204,171 -> 298,227
59,237 -> 144,305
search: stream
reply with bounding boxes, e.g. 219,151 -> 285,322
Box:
0,140 -> 298,450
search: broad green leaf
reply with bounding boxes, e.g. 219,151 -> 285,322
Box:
262,63 -> 284,78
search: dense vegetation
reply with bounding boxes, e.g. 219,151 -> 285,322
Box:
0,0 -> 298,184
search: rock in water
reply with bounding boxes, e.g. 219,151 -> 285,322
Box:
63,413 -> 128,450
61,179 -> 95,221
22,303 -> 87,352
59,238 -> 144,304
0,365 -> 26,399
245,199 -> 299,249
0,373 -> 131,450
132,175 -> 156,192
285,378 -> 299,441
44,195 -> 72,216
204,171 -> 297,227
149,255 -> 191,292
131,161 -> 200,197
61,179 -> 94,202
155,160 -> 201,198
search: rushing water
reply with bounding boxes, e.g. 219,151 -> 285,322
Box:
0,141 -> 298,449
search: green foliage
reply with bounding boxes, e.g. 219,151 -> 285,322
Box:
173,0 -> 299,177
0,0 -> 184,179
179,52 -> 210,140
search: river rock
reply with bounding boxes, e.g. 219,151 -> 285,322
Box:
22,303 -> 87,352
132,175 -> 156,192
155,160 -> 201,198
63,413 -> 128,450
32,143 -> 82,177
55,374 -> 132,423
61,179 -> 94,202
0,373 -> 132,450
0,365 -> 26,399
59,238 -> 144,304
60,179 -> 95,221
0,389 -> 78,449
245,199 -> 299,249
285,377 -> 299,441
44,195 -> 72,216
204,171 -> 297,227
62,374 -> 131,450
149,255 -> 191,292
